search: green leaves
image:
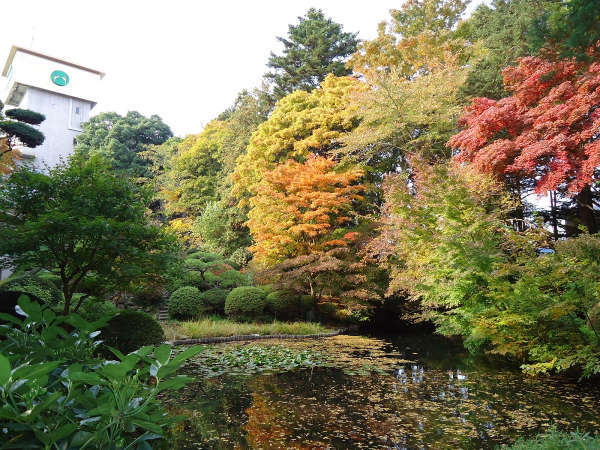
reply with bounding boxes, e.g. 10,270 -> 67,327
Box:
0,354 -> 10,385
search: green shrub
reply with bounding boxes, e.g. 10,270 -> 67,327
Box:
101,310 -> 165,354
266,290 -> 301,320
225,259 -> 241,270
230,247 -> 252,267
220,269 -> 250,289
225,287 -> 267,320
76,299 -> 118,322
317,302 -> 339,321
173,271 -> 211,291
199,288 -> 230,314
1,274 -> 62,305
507,428 -> 600,449
187,251 -> 221,262
204,271 -> 223,287
300,295 -> 317,311
168,286 -> 203,320
132,286 -> 165,306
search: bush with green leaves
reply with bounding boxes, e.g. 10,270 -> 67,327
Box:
169,286 -> 203,320
507,427 -> 600,449
0,273 -> 63,317
229,247 -> 253,267
266,290 -> 301,320
101,310 -> 165,354
199,288 -> 230,314
225,287 -> 267,320
0,295 -> 202,449
76,299 -> 118,322
219,269 -> 250,289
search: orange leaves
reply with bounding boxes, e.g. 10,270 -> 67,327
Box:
247,154 -> 364,266
449,53 -> 600,194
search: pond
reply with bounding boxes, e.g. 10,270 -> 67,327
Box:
162,334 -> 600,449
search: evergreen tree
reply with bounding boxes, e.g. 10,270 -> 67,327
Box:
74,111 -> 172,181
265,8 -> 359,99
0,101 -> 45,174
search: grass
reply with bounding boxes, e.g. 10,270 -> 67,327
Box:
162,315 -> 335,341
505,428 -> 600,449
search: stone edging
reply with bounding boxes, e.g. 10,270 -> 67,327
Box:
169,328 -> 345,345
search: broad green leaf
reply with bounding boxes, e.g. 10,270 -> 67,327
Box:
0,354 -> 11,385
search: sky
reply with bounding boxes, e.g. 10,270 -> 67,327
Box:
1,0 -> 485,137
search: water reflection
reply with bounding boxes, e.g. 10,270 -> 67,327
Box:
164,334 -> 600,449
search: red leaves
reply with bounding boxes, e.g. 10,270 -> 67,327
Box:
449,53 -> 600,194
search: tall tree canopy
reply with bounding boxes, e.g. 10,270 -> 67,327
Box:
74,111 -> 173,180
448,56 -> 600,233
266,8 -> 359,100
233,75 -> 364,201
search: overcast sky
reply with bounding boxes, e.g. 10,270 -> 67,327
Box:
1,0 -> 485,137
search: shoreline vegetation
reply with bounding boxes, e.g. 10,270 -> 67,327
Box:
162,317 -> 335,341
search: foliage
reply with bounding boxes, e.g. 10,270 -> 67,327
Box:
265,8 -> 358,100
232,75 -> 364,201
529,0 -> 600,61
0,102 -> 45,173
0,156 -> 177,314
101,310 -> 166,354
219,270 -> 249,289
198,288 -> 230,314
247,154 -> 364,265
0,296 -> 202,449
265,291 -> 301,320
229,248 -> 253,268
448,56 -> 600,232
74,111 -> 173,180
224,287 -> 267,320
169,286 -> 203,320
458,0 -> 545,100
0,273 -> 62,309
76,299 -> 118,323
507,427 -> 600,449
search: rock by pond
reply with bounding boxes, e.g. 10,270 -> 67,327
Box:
161,334 -> 600,449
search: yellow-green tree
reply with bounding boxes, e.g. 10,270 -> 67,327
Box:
232,75 -> 365,202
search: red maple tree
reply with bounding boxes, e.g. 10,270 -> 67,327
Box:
448,55 -> 600,232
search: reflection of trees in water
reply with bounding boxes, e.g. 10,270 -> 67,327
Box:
164,335 -> 600,449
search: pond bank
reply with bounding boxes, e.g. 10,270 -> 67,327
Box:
169,327 -> 345,345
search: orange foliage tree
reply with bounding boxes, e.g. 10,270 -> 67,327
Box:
247,154 -> 364,266
448,56 -> 600,233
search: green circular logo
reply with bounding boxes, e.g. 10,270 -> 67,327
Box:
50,70 -> 69,86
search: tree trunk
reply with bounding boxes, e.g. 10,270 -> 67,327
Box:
576,185 -> 598,234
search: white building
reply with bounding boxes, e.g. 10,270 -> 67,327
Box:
1,46 -> 104,169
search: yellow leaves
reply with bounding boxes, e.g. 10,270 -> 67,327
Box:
232,75 -> 365,200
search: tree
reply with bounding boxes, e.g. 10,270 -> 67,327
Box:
74,111 -> 172,180
0,155 -> 177,314
233,75 -> 364,201
530,0 -> 600,61
0,102 -> 45,174
458,0 -> 545,99
247,154 -> 364,266
266,8 -> 359,99
448,56 -> 600,233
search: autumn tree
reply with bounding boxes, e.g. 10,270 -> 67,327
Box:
247,154 -> 363,265
0,102 -> 45,174
232,75 -> 364,201
266,8 -> 359,100
448,56 -> 600,234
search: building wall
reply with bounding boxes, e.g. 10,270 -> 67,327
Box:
19,87 -> 92,169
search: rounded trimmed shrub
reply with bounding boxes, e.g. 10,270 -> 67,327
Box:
168,286 -> 203,320
101,310 -> 165,354
266,290 -> 301,320
199,288 -> 230,314
225,287 -> 267,320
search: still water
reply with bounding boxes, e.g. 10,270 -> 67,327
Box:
164,334 -> 600,449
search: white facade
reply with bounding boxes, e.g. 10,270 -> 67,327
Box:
1,46 -> 104,169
